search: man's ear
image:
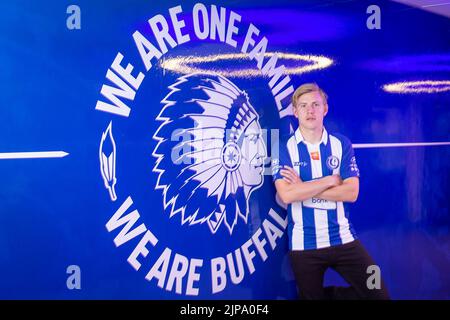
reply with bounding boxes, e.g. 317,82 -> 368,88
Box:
324,104 -> 328,116
293,105 -> 299,119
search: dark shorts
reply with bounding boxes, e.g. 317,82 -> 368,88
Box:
289,239 -> 390,300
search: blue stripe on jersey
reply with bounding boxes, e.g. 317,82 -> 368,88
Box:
319,141 -> 332,177
302,207 -> 317,250
298,142 -> 312,182
287,204 -> 294,250
343,202 -> 358,240
320,141 -> 342,246
298,142 -> 316,250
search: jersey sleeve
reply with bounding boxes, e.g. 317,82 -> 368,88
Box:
340,136 -> 360,180
271,139 -> 292,182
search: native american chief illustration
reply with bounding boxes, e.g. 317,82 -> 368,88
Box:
153,73 -> 266,235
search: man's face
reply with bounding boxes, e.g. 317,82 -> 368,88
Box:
239,120 -> 266,187
294,91 -> 328,130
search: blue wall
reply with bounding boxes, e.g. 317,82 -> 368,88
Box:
0,0 -> 449,299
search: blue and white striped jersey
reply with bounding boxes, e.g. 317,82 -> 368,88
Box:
272,127 -> 360,251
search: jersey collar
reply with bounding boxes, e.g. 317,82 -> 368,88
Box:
295,127 -> 328,146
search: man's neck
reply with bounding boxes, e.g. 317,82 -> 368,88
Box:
299,125 -> 323,144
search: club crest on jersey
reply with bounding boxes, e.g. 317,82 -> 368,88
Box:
152,73 -> 267,235
326,155 -> 340,170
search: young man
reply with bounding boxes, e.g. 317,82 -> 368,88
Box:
272,83 -> 389,300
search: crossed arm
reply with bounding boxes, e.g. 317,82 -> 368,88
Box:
275,166 -> 359,205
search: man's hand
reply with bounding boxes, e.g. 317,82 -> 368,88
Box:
280,166 -> 342,188
280,166 -> 301,184
275,166 -> 346,204
324,174 -> 343,188
316,176 -> 359,203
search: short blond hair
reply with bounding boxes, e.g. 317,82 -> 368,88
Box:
292,83 -> 328,107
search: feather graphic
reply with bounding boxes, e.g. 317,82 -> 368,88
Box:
99,121 -> 117,201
